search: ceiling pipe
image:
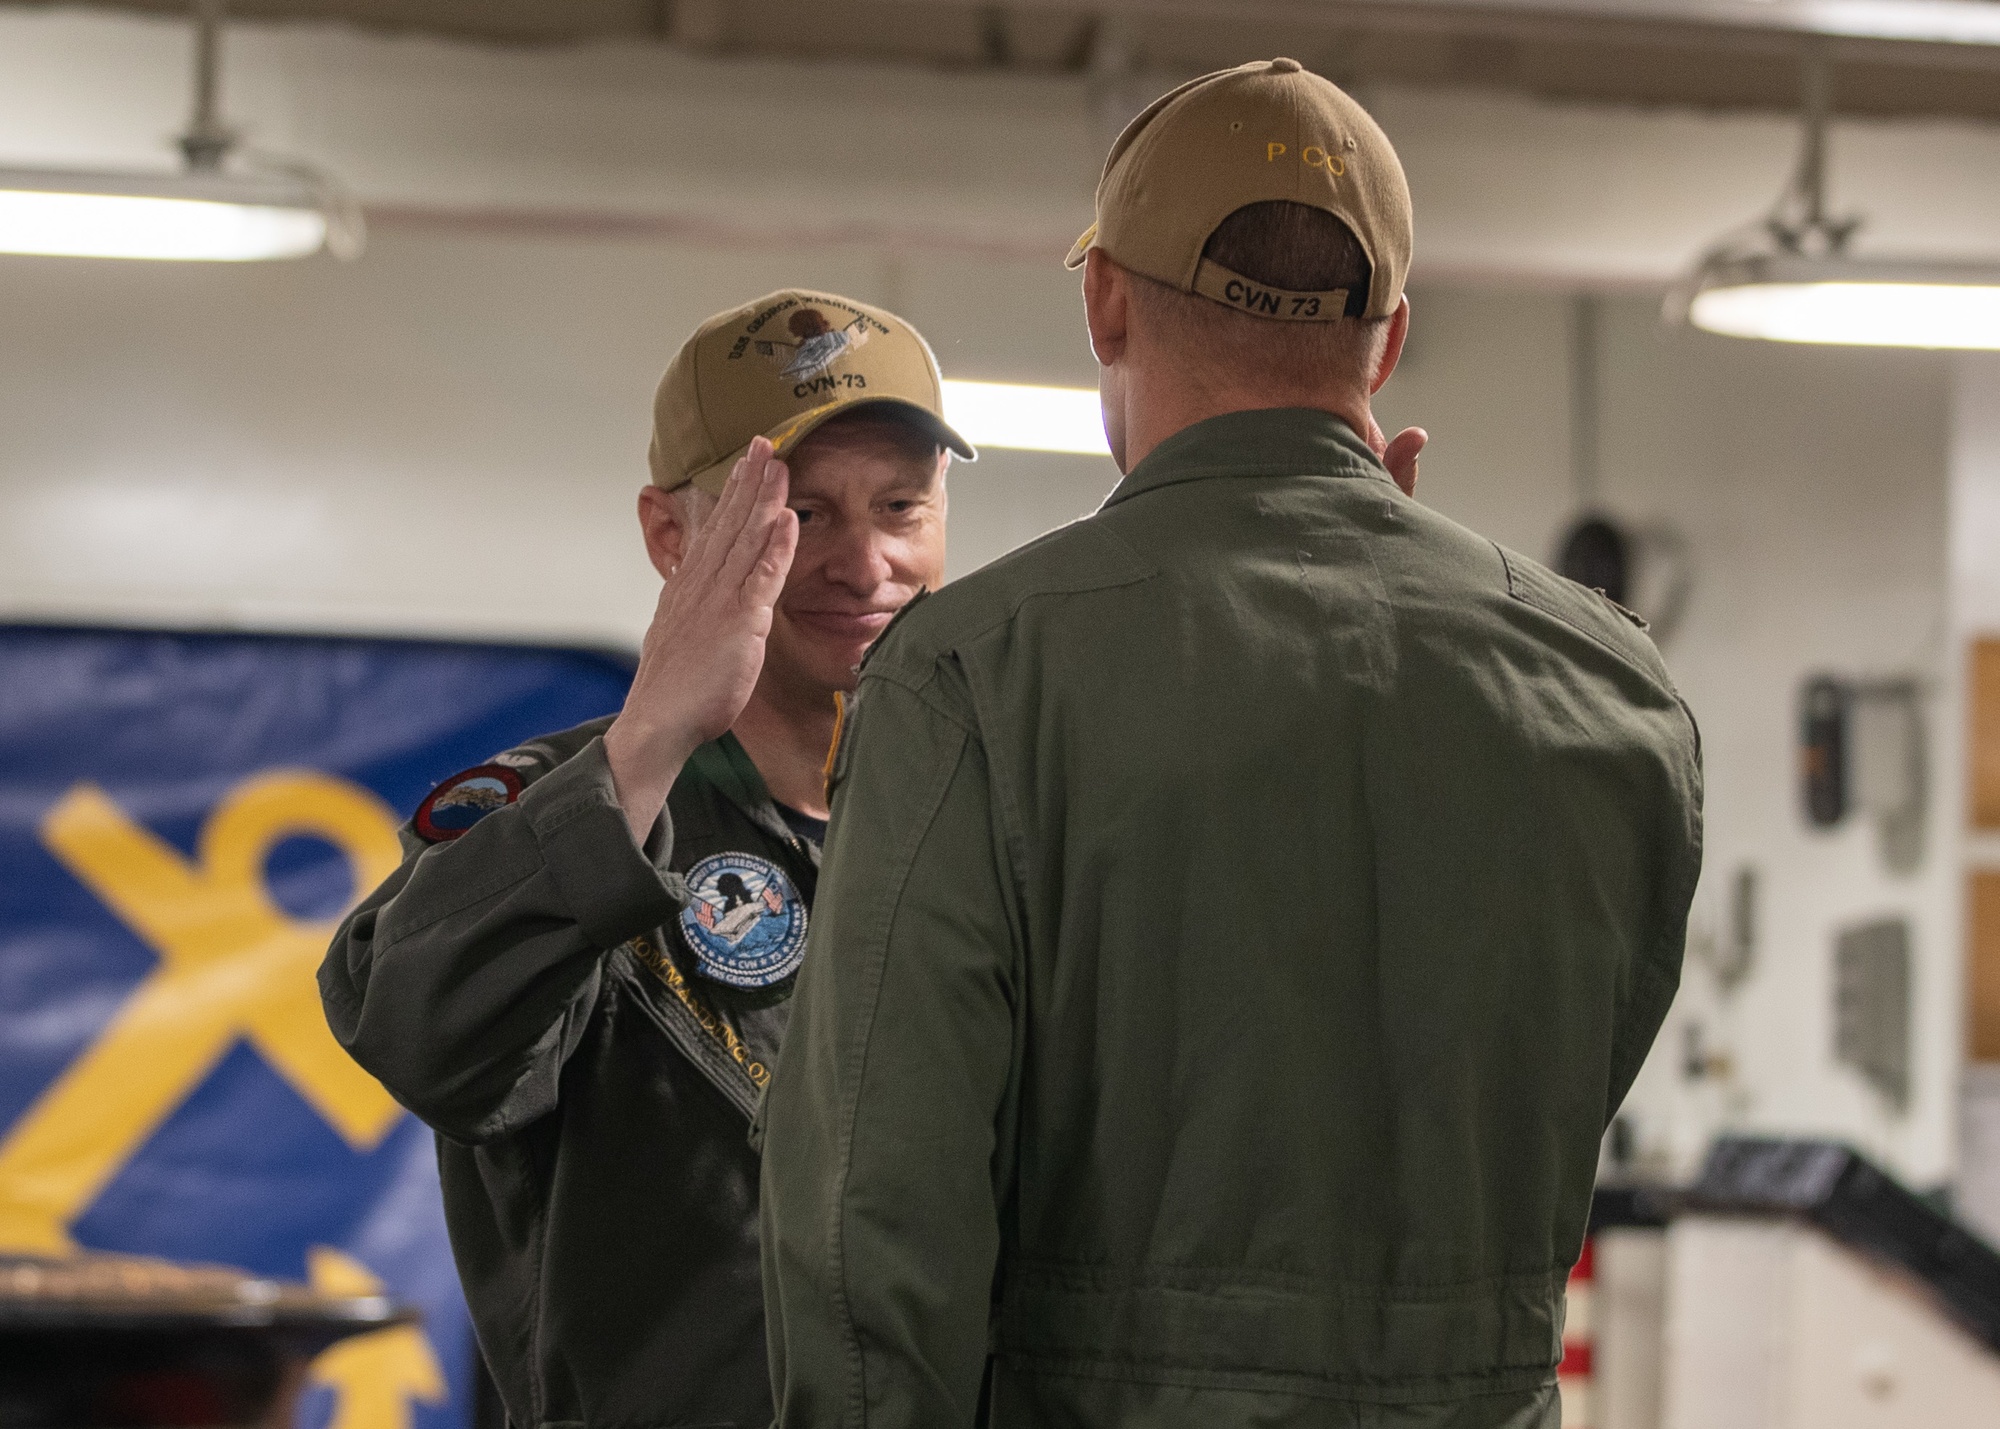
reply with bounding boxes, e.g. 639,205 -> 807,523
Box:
908,0 -> 2000,60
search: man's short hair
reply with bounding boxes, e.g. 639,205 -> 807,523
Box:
670,482 -> 718,535
1130,200 -> 1393,389
1205,198 -> 1373,296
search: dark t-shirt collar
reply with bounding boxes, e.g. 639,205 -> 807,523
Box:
774,802 -> 827,848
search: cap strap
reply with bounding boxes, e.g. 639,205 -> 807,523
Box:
1191,259 -> 1363,322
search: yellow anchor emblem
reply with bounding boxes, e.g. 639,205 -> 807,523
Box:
0,770 -> 446,1429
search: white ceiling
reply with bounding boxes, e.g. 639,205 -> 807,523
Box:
4,5 -> 1999,288
19,0 -> 2000,121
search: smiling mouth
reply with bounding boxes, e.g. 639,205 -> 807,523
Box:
789,610 -> 897,639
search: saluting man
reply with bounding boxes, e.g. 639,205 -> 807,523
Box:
760,61 -> 1701,1429
319,290 -> 975,1429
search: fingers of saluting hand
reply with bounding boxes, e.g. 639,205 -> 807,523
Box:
681,437 -> 765,579
719,450 -> 791,592
717,437 -> 774,554
748,499 -> 800,610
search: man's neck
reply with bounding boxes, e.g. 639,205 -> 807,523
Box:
1116,380 -> 1373,473
730,683 -> 839,821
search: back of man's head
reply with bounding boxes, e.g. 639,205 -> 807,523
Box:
1126,200 -> 1390,396
1067,59 -> 1411,406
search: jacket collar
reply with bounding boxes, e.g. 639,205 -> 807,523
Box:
686,733 -> 821,865
1102,407 -> 1392,510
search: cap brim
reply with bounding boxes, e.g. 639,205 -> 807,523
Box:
684,394 -> 976,495
1062,221 -> 1097,271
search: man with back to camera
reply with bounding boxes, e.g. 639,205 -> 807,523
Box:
759,60 -> 1703,1429
317,289 -> 980,1429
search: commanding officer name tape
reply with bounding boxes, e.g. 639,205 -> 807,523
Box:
625,935 -> 770,1089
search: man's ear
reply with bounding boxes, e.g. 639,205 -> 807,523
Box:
1370,294 -> 1411,397
1082,249 -> 1130,369
637,484 -> 691,581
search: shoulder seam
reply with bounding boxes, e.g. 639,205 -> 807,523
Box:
886,523 -> 1159,668
1495,543 -> 1670,691
856,662 -> 973,734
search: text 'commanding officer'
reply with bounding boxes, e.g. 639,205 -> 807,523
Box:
319,290 -> 974,1429
761,62 -> 1703,1429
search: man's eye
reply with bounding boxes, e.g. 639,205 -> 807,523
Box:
792,509 -> 817,525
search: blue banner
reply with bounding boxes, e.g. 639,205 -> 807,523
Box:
0,625 -> 633,1429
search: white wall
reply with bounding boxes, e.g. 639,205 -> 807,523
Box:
1662,1217 -> 2000,1428
1375,294 -> 1958,1181
0,227 -> 1118,643
0,8 -> 1991,1188
1955,355 -> 2000,662
7,9 -> 2000,284
1953,355 -> 2000,1235
1595,307 -> 1954,1181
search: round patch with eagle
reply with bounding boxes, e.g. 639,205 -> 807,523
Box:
413,764 -> 523,843
678,852 -> 809,988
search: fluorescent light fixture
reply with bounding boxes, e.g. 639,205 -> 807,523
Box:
0,3 -> 358,264
0,168 -> 328,262
1403,1 -> 2000,47
942,380 -> 1110,456
1687,256 -> 2000,349
1670,57 -> 2000,350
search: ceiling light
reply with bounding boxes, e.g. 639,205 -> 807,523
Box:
0,169 -> 329,263
942,381 -> 1110,456
1687,259 -> 2000,349
1669,53 -> 2000,350
0,2 -> 359,263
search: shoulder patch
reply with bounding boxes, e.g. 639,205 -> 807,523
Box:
414,763 -> 524,843
678,852 -> 809,988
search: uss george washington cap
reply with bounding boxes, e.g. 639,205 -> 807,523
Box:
650,288 -> 976,494
1064,58 -> 1412,323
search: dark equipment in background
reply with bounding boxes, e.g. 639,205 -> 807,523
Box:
1834,917 -> 1914,1111
1551,296 -> 1692,643
1689,1137 -> 2000,1354
0,1252 -> 408,1428
1555,516 -> 1630,605
1798,673 -> 1927,872
1802,674 -> 1849,826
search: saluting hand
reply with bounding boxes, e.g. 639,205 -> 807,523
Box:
604,438 -> 800,843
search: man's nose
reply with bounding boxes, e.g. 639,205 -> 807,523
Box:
822,525 -> 895,593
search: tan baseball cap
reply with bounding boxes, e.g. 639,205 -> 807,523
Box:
650,289 -> 976,493
1064,58 -> 1412,323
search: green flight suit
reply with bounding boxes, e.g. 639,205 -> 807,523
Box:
758,408 -> 1703,1429
321,720 -> 817,1429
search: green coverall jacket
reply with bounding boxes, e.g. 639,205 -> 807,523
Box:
322,722 -> 816,1429
758,408 -> 1703,1429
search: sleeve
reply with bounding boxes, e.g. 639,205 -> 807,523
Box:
759,661 -> 1021,1429
1605,695 -> 1706,1118
317,737 -> 682,1144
